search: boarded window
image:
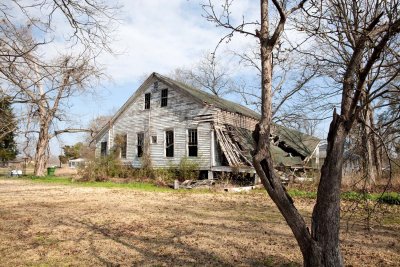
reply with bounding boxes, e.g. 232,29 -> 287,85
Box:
144,93 -> 151,109
137,133 -> 144,157
100,142 -> 107,156
161,88 -> 168,107
120,134 -> 127,159
188,129 -> 198,157
165,130 -> 174,157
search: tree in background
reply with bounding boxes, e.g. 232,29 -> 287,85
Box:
59,142 -> 94,165
0,97 -> 18,165
0,1 -> 119,176
172,52 -> 235,97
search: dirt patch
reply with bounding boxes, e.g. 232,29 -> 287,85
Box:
0,179 -> 399,266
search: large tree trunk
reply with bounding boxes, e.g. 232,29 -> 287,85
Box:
33,119 -> 50,176
254,113 -> 347,267
308,112 -> 346,266
361,103 -> 376,186
369,109 -> 382,179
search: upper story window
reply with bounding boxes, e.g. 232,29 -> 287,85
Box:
165,130 -> 174,157
144,93 -> 151,110
161,88 -> 168,107
137,132 -> 144,157
188,129 -> 198,157
154,81 -> 158,90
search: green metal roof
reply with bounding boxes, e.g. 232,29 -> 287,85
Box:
272,124 -> 320,159
227,125 -> 304,167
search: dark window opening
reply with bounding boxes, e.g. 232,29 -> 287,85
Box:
151,135 -> 157,144
120,134 -> 127,159
188,129 -> 198,157
144,93 -> 151,109
137,133 -> 144,157
165,130 -> 174,157
100,142 -> 107,156
161,88 -> 168,107
154,81 -> 158,90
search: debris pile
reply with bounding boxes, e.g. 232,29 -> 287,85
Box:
173,179 -> 215,189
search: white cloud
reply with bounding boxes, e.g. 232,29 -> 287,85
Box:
96,0 -> 260,85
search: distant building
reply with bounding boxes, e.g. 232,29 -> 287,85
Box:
68,158 -> 86,168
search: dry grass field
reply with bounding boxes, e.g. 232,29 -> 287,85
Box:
0,178 -> 399,266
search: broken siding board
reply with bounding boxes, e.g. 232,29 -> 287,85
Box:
215,110 -> 258,130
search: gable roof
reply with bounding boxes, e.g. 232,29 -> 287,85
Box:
154,73 -> 260,120
93,72 -> 260,140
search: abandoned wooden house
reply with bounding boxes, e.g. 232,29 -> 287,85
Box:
93,72 -> 321,180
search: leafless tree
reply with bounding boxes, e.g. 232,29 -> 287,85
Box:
0,1 -> 118,175
203,0 -> 400,266
172,52 -> 235,96
2,52 -> 102,175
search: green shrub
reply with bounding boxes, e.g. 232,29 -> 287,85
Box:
78,153 -> 135,181
177,157 -> 199,181
377,193 -> 400,205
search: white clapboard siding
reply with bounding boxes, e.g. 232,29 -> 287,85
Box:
95,78 -> 214,170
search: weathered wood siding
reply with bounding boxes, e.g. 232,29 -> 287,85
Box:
95,78 -> 215,169
215,110 -> 258,130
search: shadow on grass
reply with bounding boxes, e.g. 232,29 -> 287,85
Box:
61,217 -> 300,266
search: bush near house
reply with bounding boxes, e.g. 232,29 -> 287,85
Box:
78,155 -> 199,183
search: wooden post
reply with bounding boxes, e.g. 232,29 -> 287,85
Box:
207,170 -> 214,180
174,179 -> 180,190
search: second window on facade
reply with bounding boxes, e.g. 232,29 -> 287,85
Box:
188,129 -> 198,157
165,130 -> 174,157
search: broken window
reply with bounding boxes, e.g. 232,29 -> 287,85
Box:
188,129 -> 198,157
100,142 -> 107,156
151,135 -> 157,144
165,130 -> 174,157
161,88 -> 168,107
144,93 -> 151,110
137,132 -> 144,157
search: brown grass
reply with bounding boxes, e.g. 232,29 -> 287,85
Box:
54,167 -> 78,177
0,179 -> 399,266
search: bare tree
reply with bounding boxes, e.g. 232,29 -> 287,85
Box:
203,0 -> 400,266
2,52 -> 101,175
172,52 -> 235,96
1,1 -> 118,175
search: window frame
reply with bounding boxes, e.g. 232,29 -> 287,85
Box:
161,88 -> 168,107
144,93 -> 151,110
165,130 -> 174,158
187,129 -> 198,157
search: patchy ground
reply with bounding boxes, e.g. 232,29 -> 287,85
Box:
0,179 -> 399,266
